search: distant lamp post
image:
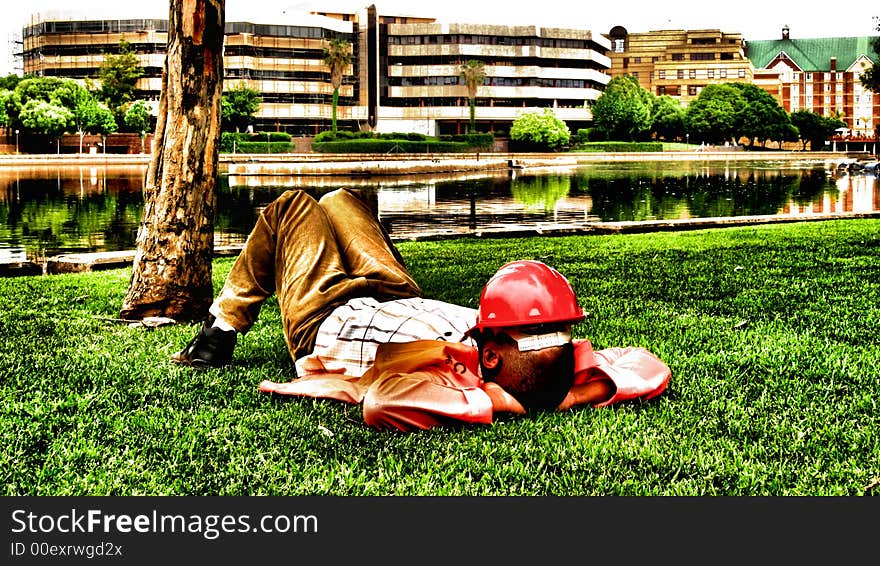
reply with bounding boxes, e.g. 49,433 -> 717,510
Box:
15,129 -> 19,153
686,133 -> 689,148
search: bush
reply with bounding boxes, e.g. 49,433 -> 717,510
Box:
571,141 -> 664,152
312,139 -> 470,153
509,109 -> 571,151
572,129 -> 592,144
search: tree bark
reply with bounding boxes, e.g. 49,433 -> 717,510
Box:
120,0 -> 225,321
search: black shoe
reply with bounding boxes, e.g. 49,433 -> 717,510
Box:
171,316 -> 237,368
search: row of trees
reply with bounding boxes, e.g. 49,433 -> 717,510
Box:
0,41 -> 152,151
590,75 -> 849,150
0,47 -> 267,153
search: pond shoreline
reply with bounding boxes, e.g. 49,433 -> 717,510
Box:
0,149 -> 872,173
3,210 -> 879,278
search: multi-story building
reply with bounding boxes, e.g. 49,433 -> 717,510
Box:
18,5 -> 610,137
746,26 -> 879,139
379,22 -> 609,135
605,26 -> 753,107
20,7 -> 363,135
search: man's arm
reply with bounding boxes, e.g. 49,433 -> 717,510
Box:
556,378 -> 614,411
483,382 -> 527,415
561,346 -> 670,410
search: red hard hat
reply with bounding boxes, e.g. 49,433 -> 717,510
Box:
466,260 -> 585,336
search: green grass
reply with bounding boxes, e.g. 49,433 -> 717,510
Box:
2,219 -> 879,495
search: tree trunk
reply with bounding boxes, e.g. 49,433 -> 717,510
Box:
119,0 -> 225,322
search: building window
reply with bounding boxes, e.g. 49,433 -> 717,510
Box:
657,85 -> 666,95
677,69 -> 684,79
689,69 -> 696,78
738,69 -> 745,78
634,57 -> 641,63
613,38 -> 625,52
720,69 -> 726,78
707,69 -> 714,78
672,53 -> 684,61
658,70 -> 665,79
688,85 -> 698,95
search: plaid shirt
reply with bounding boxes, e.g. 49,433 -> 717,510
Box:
294,297 -> 478,378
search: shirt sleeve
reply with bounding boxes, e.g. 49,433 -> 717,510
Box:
259,371 -> 365,404
260,340 -> 493,432
581,346 -> 671,408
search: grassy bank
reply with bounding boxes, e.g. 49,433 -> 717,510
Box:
2,219 -> 879,495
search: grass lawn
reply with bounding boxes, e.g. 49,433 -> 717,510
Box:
1,219 -> 878,495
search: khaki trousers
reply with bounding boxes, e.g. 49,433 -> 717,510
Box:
212,188 -> 423,360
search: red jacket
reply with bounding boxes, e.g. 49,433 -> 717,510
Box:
259,339 -> 670,431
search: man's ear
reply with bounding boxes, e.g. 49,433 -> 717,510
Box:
481,344 -> 501,370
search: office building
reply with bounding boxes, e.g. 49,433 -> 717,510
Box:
18,5 -> 610,137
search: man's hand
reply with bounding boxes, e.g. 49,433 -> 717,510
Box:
483,382 -> 527,414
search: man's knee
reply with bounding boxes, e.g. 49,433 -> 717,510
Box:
320,187 -> 378,218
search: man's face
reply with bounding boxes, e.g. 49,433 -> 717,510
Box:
477,325 -> 575,411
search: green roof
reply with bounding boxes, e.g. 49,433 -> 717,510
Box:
746,36 -> 878,71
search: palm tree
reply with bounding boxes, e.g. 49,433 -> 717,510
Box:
322,38 -> 353,134
459,60 -> 486,133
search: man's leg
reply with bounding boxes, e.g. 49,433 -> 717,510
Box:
174,190 -> 369,365
317,187 -> 423,300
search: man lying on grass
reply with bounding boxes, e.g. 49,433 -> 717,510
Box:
171,188 -> 671,431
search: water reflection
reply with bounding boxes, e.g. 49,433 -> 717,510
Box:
0,160 -> 877,261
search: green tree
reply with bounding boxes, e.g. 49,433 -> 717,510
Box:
124,100 -> 153,153
509,108 -> 571,151
98,40 -> 144,120
322,38 -> 352,134
684,83 -> 747,144
732,83 -> 793,148
221,84 -> 261,132
459,59 -> 486,134
590,75 -> 654,141
72,90 -> 117,152
0,90 -> 10,130
768,119 -> 800,149
6,77 -> 74,129
651,95 -> 685,141
19,99 -> 73,152
790,109 -> 846,150
0,74 -> 22,91
858,18 -> 879,93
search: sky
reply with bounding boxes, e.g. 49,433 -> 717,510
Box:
3,0 -> 878,75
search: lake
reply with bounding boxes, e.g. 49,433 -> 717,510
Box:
1,159 -> 877,262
